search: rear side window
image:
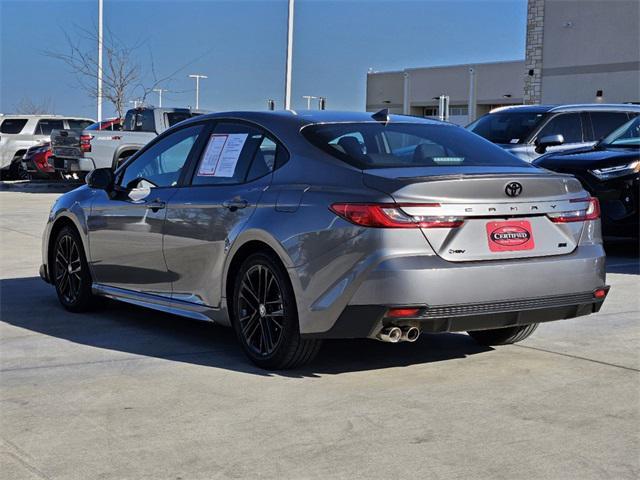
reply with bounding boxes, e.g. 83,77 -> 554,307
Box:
590,112 -> 632,140
303,122 -> 529,169
67,120 -> 93,130
191,122 -> 283,185
166,111 -> 193,127
537,113 -> 583,143
35,119 -> 65,135
0,118 -> 28,134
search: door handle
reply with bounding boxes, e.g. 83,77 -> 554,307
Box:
146,200 -> 166,212
223,198 -> 249,211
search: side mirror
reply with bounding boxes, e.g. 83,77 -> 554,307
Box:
535,134 -> 565,154
86,167 -> 114,190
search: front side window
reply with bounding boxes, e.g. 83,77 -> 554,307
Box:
590,112 -> 632,140
35,119 -> 64,135
120,124 -> 203,188
537,113 -> 583,144
467,112 -> 545,144
0,118 -> 28,134
192,122 -> 281,185
303,122 -> 530,169
601,116 -> 640,147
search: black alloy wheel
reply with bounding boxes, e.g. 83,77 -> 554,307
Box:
232,252 -> 322,369
237,263 -> 285,356
53,226 -> 94,312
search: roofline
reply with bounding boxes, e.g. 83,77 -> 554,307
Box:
0,114 -> 95,119
368,59 -> 525,76
490,103 -> 640,114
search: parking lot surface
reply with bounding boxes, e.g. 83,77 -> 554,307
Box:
1,186 -> 638,480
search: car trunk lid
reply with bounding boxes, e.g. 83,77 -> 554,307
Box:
363,167 -> 589,262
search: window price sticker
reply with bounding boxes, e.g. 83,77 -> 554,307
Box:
197,133 -> 248,177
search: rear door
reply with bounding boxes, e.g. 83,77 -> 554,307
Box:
164,120 -> 282,307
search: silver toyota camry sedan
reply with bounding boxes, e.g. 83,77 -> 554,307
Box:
40,110 -> 609,369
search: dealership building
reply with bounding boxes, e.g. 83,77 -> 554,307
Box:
366,0 -> 640,125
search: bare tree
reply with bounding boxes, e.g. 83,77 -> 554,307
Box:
14,97 -> 55,114
45,26 -> 209,118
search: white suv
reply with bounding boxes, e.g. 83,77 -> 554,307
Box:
0,115 -> 94,178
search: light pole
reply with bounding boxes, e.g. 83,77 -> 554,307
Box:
153,88 -> 168,107
188,74 -> 208,110
284,0 -> 294,110
302,95 -> 319,109
97,0 -> 104,121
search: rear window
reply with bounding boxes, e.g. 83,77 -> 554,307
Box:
302,122 -> 529,169
467,112 -> 546,144
67,119 -> 93,130
35,119 -> 65,135
0,118 -> 28,134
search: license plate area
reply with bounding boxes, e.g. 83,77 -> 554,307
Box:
486,220 -> 535,252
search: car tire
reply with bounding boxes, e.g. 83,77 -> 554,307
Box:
467,323 -> 539,345
52,225 -> 95,312
232,252 -> 322,369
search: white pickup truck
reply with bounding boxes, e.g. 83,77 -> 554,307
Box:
0,114 -> 94,178
51,107 -> 202,175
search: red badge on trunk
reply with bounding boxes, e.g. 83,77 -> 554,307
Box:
486,220 -> 535,252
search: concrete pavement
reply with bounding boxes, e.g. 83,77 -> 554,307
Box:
1,187 -> 638,480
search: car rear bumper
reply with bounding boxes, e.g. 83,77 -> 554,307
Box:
306,291 -> 607,338
50,156 -> 95,173
300,244 -> 606,337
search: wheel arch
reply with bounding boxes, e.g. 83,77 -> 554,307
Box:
46,213 -> 89,280
111,146 -> 140,168
223,235 -> 294,320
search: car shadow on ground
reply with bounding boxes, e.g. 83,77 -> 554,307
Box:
0,277 -> 492,378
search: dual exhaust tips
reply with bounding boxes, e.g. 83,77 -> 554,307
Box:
377,326 -> 420,343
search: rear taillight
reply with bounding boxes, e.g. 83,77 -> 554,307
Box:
330,203 -> 464,228
80,134 -> 93,153
547,197 -> 600,223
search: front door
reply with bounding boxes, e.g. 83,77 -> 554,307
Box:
87,123 -> 205,296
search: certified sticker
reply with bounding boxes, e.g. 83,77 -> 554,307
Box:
486,220 -> 535,252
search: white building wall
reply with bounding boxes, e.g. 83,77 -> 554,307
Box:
540,0 -> 640,103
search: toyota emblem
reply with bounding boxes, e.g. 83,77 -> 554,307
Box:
505,182 -> 523,197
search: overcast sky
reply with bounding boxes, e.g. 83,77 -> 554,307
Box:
0,0 -> 527,119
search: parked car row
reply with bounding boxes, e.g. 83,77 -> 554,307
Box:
21,117 -> 122,179
466,103 -> 639,239
467,103 -> 639,161
0,114 -> 94,179
50,107 -> 204,178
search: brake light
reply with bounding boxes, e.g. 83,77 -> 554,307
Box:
547,197 -> 600,223
387,307 -> 421,318
330,203 -> 464,228
80,134 -> 93,153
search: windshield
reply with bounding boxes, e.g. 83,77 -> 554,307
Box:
467,111 -> 546,144
302,122 -> 531,169
601,116 -> 640,148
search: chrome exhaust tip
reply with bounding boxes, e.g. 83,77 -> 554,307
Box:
401,326 -> 420,343
377,326 -> 402,343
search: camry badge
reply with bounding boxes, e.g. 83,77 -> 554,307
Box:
505,182 -> 523,197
